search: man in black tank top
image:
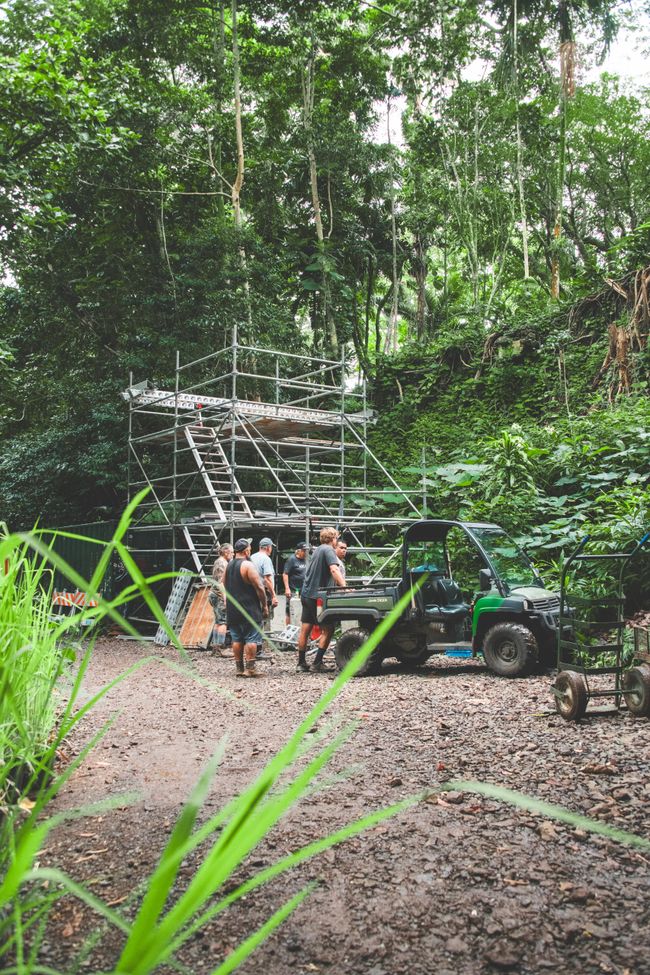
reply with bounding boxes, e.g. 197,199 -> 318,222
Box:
225,539 -> 269,677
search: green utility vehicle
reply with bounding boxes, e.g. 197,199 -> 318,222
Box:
320,520 -> 560,677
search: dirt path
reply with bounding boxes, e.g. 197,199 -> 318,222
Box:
41,638 -> 650,975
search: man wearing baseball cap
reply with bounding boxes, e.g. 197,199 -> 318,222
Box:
282,541 -> 308,626
224,539 -> 268,677
251,537 -> 278,654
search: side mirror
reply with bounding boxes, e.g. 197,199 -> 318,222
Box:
479,568 -> 493,592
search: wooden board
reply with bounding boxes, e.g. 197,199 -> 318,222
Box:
178,586 -> 214,649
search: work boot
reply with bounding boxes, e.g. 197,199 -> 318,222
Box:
235,658 -> 245,677
296,659 -> 309,672
309,660 -> 334,673
242,667 -> 264,678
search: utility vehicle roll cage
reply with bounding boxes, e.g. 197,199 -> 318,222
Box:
402,520 -> 542,597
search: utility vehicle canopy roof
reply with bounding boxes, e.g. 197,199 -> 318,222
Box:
404,520 -> 501,543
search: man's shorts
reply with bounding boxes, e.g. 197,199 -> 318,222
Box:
228,620 -> 262,646
208,591 -> 227,624
300,595 -> 319,626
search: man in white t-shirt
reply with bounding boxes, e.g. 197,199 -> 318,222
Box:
251,537 -> 278,651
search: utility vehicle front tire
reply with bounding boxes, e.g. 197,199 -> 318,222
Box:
482,623 -> 537,677
334,628 -> 383,676
622,664 -> 650,717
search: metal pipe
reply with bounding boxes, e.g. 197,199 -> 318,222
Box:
128,445 -> 172,525
178,372 -> 233,394
127,369 -> 133,507
172,350 -> 180,572
291,363 -> 339,382
238,343 -> 341,366
342,416 -> 421,515
177,346 -> 230,371
421,445 -> 427,518
230,324 -> 238,539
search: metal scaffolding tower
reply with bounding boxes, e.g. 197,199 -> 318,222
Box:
122,332 -> 421,625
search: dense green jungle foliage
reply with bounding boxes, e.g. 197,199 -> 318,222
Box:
0,0 -> 648,593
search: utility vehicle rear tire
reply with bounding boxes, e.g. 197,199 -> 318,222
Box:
334,628 -> 383,676
554,670 -> 588,721
482,623 -> 537,677
622,664 -> 650,717
395,639 -> 431,668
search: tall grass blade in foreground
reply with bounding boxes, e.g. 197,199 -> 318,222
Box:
114,581 -> 426,974
1,496 -> 187,898
5,541 -> 650,974
7,571 -> 425,975
0,530 -> 68,806
449,781 -> 650,850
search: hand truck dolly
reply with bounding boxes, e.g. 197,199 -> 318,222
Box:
552,531 -> 650,721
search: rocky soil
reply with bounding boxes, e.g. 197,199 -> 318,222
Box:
40,638 -> 650,975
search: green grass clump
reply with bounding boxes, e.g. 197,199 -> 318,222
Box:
0,490 -> 181,813
0,529 -> 74,805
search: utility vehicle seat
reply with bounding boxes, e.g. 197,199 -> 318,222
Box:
422,577 -> 467,619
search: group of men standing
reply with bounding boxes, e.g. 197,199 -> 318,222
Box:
209,527 -> 348,678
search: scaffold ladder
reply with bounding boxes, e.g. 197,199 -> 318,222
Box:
184,426 -> 252,520
182,523 -> 220,578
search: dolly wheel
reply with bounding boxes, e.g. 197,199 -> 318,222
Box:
622,664 -> 650,717
554,671 -> 588,721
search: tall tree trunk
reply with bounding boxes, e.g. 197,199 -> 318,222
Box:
302,53 -> 338,356
472,101 -> 480,306
515,115 -> 530,280
413,232 -> 427,340
230,0 -> 253,335
551,2 -> 575,300
384,91 -> 399,354
351,289 -> 371,378
210,1 -> 226,220
512,0 -> 530,279
364,253 -> 375,355
231,0 -> 244,234
375,283 -> 393,354
407,79 -> 428,341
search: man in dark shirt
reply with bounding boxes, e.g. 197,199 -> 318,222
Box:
282,541 -> 308,625
297,526 -> 345,673
224,539 -> 269,677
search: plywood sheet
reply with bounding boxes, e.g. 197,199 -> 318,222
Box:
178,586 -> 213,649
235,415 -> 338,441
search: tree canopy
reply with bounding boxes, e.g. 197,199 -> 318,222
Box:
0,0 -> 648,564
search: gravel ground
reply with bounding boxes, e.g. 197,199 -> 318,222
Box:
40,637 -> 650,975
